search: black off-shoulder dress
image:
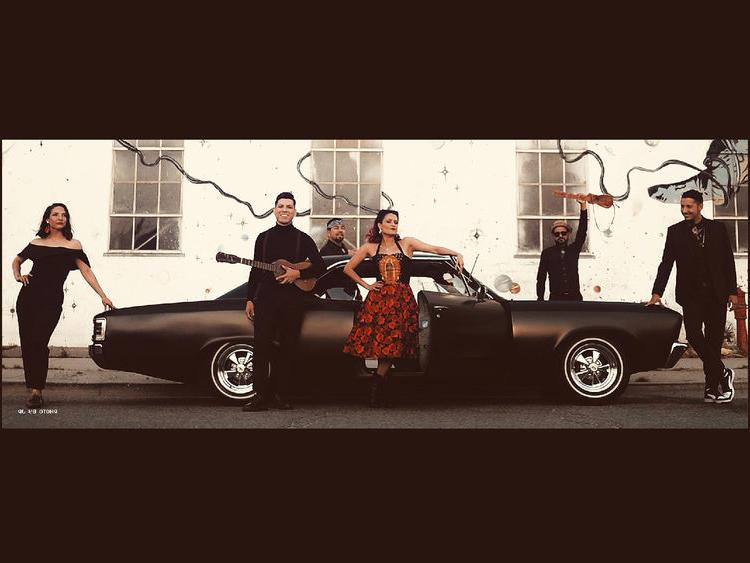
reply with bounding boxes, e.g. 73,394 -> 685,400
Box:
16,243 -> 90,389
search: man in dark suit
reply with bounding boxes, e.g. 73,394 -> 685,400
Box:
648,189 -> 739,404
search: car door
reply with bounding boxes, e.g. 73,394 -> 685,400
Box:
418,288 -> 511,378
296,262 -> 375,361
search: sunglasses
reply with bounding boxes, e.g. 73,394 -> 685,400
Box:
553,231 -> 569,237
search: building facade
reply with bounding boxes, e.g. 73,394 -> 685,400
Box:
2,139 -> 747,348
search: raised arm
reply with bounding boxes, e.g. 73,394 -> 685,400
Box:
404,237 -> 464,272
571,206 -> 588,252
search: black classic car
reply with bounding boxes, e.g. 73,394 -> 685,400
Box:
89,254 -> 687,404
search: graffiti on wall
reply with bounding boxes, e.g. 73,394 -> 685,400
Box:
647,139 -> 747,206
115,140 -> 395,218
556,139 -> 748,206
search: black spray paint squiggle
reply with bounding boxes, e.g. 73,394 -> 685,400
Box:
296,152 -> 394,213
556,139 -> 747,207
115,140 -> 394,218
555,140 -> 706,203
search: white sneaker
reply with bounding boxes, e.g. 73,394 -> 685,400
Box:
717,368 -> 735,403
704,386 -> 719,403
715,390 -> 733,404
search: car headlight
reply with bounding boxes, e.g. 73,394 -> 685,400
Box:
93,318 -> 107,341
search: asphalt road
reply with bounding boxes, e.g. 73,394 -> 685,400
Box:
2,381 -> 747,429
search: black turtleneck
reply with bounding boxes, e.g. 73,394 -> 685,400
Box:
246,223 -> 325,301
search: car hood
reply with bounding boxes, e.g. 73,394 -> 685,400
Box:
507,300 -> 682,317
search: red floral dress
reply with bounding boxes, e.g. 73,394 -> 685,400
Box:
343,243 -> 418,359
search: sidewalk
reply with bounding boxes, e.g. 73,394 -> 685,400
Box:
1,356 -> 747,385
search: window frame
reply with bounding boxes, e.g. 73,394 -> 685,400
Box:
309,140 -> 383,250
712,183 -> 748,256
515,140 -> 592,257
106,140 -> 185,256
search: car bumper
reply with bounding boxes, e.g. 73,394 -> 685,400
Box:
664,341 -> 688,368
89,344 -> 106,368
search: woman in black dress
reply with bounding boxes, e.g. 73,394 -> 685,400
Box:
11,203 -> 115,408
343,209 -> 464,407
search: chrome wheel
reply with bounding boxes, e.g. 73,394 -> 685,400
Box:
563,337 -> 625,400
210,342 -> 256,401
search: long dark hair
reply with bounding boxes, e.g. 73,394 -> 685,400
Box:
36,203 -> 74,240
366,209 -> 401,243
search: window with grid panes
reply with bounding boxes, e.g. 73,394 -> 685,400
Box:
309,140 -> 383,251
110,140 -> 183,253
714,182 -> 748,255
516,140 -> 590,254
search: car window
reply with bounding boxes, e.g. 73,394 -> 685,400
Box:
314,265 -> 367,302
409,261 -> 474,297
410,275 -> 468,296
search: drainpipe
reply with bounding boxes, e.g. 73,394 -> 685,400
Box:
734,288 -> 747,356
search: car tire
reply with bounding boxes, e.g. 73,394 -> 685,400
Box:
208,342 -> 256,403
558,336 -> 629,404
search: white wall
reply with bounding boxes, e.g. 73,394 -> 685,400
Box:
3,139 -> 746,347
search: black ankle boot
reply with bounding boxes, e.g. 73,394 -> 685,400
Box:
369,376 -> 385,408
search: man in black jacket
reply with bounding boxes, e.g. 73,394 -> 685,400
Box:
319,218 -> 355,257
647,189 -> 739,404
536,198 -> 588,301
242,192 -> 325,412
319,218 -> 359,300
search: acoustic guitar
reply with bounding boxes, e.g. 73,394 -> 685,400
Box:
216,252 -> 317,292
554,191 -> 614,209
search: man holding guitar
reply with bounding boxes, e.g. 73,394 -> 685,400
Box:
242,192 -> 325,412
536,194 -> 588,301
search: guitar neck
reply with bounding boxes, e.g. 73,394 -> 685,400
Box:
553,191 -> 581,200
246,259 -> 276,272
217,252 -> 309,273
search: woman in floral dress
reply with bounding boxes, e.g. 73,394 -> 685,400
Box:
343,210 -> 464,407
